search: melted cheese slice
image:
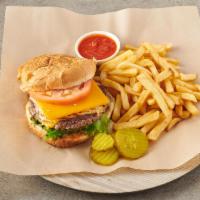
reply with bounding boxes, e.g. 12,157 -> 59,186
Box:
34,81 -> 109,120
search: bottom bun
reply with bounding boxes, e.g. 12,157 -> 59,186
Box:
26,103 -> 89,148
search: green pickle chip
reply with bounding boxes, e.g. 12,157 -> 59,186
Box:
115,128 -> 149,159
90,148 -> 119,166
92,133 -> 114,151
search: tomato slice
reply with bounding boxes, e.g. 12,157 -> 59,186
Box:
30,80 -> 92,105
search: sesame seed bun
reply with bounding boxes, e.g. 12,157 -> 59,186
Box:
18,54 -> 96,92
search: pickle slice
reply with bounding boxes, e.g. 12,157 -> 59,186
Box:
90,148 -> 119,166
92,133 -> 114,151
115,128 -> 148,159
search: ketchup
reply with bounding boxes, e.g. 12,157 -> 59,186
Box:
78,34 -> 117,60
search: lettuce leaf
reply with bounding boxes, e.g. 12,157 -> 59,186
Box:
31,115 -> 110,139
45,128 -> 64,140
83,115 -> 110,136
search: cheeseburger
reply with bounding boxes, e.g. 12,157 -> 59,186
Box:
18,54 -> 113,148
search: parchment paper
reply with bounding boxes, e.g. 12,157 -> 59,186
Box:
1,6 -> 200,175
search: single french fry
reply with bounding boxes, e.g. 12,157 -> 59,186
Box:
180,73 -> 197,81
108,75 -> 130,84
118,90 -> 150,122
148,111 -> 172,140
129,114 -> 142,121
181,93 -> 197,102
108,68 -> 138,77
175,85 -> 191,93
112,94 -> 122,122
156,70 -> 172,82
166,58 -> 180,65
115,110 -> 160,130
164,79 -> 174,93
167,118 -> 181,130
184,101 -> 199,115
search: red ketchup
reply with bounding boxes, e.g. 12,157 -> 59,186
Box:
78,34 -> 117,60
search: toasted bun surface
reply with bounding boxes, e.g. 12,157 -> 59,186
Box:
26,102 -> 89,148
18,54 -> 96,92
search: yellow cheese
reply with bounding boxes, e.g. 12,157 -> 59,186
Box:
34,81 -> 109,120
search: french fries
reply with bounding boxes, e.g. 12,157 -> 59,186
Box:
140,121 -> 158,134
112,94 -> 122,121
100,50 -> 134,72
101,78 -> 130,110
137,73 -> 170,116
118,90 -> 150,122
148,112 -> 172,140
115,110 -> 160,130
137,59 -> 159,78
98,42 -> 200,141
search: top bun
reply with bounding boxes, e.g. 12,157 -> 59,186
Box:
18,54 -> 96,92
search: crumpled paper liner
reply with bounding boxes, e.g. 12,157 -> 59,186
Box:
1,6 -> 200,175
